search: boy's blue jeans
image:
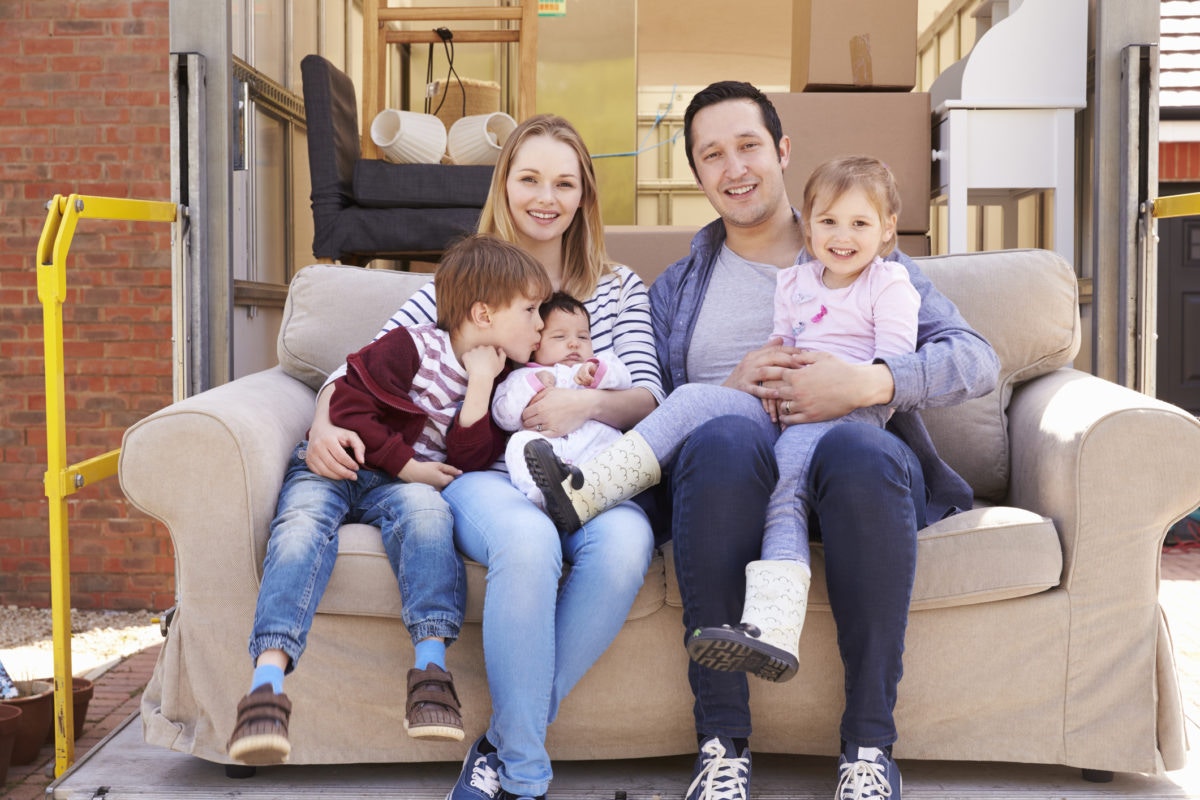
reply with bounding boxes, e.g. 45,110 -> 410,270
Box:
249,443 -> 466,670
666,416 -> 924,749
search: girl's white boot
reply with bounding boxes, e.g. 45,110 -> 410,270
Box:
686,559 -> 811,682
524,431 -> 660,533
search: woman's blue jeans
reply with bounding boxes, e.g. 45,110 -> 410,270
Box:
442,470 -> 654,798
666,417 -> 923,749
249,444 -> 466,669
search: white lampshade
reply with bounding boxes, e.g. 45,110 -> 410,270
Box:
447,112 -> 517,166
370,109 -> 447,165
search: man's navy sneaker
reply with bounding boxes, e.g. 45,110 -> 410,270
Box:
686,735 -> 751,800
836,745 -> 901,799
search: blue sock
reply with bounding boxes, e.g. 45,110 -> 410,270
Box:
413,639 -> 446,670
250,664 -> 285,694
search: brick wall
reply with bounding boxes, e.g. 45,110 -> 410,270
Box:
0,1 -> 175,610
1161,141 -> 1200,182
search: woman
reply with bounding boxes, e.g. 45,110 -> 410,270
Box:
304,115 -> 662,800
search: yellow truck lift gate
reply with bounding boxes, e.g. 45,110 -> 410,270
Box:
36,194 -> 182,777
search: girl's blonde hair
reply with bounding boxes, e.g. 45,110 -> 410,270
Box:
801,155 -> 901,257
477,114 -> 613,300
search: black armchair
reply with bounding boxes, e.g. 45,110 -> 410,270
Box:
300,54 -> 494,266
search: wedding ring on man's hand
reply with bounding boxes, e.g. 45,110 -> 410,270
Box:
537,424 -> 543,432
783,401 -> 792,415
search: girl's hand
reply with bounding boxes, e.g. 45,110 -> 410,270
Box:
762,395 -> 779,424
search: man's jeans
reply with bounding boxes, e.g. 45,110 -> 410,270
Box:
249,443 -> 466,669
667,417 -> 924,748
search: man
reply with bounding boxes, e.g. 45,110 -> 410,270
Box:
647,81 -> 999,800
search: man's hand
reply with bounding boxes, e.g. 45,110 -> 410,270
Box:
399,459 -> 462,489
723,338 -> 803,396
771,351 -> 896,424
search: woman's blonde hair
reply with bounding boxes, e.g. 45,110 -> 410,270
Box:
801,155 -> 901,257
477,114 -> 612,300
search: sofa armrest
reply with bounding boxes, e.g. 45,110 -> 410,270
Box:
1007,367 -> 1199,768
119,366 -> 316,608
1007,367 -> 1200,587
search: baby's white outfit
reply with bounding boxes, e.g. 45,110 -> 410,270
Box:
492,355 -> 632,507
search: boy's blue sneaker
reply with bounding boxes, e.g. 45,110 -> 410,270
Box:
446,735 -> 502,800
836,745 -> 901,799
686,735 -> 751,800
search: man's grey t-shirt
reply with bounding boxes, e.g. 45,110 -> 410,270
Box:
685,244 -> 782,385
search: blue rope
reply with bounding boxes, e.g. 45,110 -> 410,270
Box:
592,85 -> 684,160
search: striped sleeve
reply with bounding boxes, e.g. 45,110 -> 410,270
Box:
584,265 -> 664,403
323,283 -> 440,389
390,283 -> 439,331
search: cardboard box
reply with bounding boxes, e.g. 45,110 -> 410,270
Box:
768,91 -> 931,233
898,234 -> 930,257
791,0 -> 918,92
604,225 -> 695,285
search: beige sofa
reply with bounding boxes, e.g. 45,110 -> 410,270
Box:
119,240 -> 1200,778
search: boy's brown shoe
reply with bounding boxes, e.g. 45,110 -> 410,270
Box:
404,663 -> 464,741
227,684 -> 293,765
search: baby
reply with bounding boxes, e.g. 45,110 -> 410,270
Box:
492,292 -> 632,508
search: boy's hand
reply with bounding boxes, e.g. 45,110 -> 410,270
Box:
458,345 -> 507,428
461,345 -> 507,382
399,459 -> 462,489
536,370 -> 557,388
575,362 -> 597,386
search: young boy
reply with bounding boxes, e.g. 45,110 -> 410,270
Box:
491,292 -> 632,508
226,234 -> 551,766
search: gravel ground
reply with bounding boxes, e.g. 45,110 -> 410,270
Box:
0,606 -> 162,681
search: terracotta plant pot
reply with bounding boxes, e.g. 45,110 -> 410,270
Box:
1,680 -> 52,766
0,704 -> 22,785
43,677 -> 94,744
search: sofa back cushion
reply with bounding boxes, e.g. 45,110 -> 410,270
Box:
278,264 -> 432,390
915,249 -> 1080,502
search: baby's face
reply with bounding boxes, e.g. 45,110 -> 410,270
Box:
532,308 -> 593,365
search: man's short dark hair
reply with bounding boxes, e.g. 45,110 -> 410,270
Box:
682,81 -> 785,175
539,291 -> 590,323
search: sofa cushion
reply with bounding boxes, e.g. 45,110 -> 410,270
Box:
308,523 -> 668,624
663,505 -> 1061,611
278,264 -> 433,391
352,161 -> 493,209
915,249 -> 1080,502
